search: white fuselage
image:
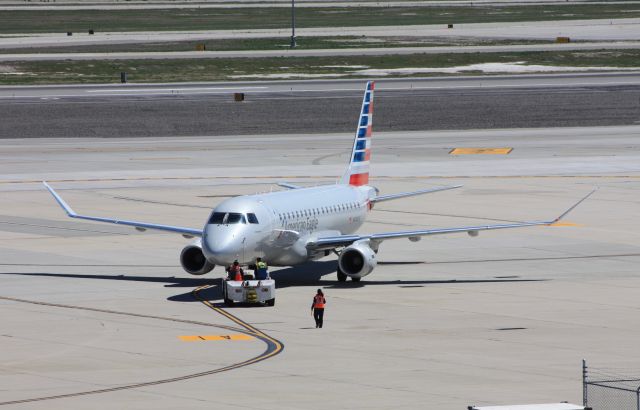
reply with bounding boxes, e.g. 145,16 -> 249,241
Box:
202,184 -> 376,266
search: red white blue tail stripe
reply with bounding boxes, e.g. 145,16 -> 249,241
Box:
341,81 -> 374,186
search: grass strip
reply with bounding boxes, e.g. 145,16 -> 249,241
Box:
0,36 -> 554,54
1,49 -> 638,85
1,4 -> 640,34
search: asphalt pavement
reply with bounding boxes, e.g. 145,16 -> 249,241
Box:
1,18 -> 639,49
1,75 -> 639,139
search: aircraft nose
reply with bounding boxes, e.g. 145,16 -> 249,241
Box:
202,226 -> 240,264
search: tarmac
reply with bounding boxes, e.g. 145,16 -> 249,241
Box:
1,124 -> 639,409
2,75 -> 640,139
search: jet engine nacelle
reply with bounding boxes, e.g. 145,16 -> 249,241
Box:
338,241 -> 377,279
180,240 -> 215,275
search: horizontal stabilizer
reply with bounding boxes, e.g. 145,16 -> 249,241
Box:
372,185 -> 462,204
277,182 -> 302,190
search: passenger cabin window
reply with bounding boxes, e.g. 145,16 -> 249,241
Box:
247,213 -> 259,224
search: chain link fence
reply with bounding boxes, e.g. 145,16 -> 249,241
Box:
583,360 -> 640,410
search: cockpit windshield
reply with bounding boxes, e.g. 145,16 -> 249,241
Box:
226,213 -> 245,224
208,212 -> 256,225
209,212 -> 225,224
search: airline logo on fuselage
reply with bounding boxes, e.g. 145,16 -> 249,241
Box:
284,218 -> 319,233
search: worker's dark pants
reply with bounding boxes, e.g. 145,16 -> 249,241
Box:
313,308 -> 324,328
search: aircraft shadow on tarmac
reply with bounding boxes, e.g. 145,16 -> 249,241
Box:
267,260 -> 547,290
1,260 -> 547,304
0,271 -> 213,287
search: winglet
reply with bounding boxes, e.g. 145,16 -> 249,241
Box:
43,181 -> 77,217
550,188 -> 597,224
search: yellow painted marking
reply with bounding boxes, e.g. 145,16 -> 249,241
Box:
179,334 -> 254,342
450,147 -> 513,155
129,157 -> 190,161
549,221 -> 583,227
193,285 -> 284,363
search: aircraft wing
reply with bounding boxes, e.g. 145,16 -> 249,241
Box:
372,184 -> 462,204
307,189 -> 596,251
43,182 -> 202,238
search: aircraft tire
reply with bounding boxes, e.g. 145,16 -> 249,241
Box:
337,269 -> 347,282
351,277 -> 361,282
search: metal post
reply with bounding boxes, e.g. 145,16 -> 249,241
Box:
290,0 -> 296,48
583,359 -> 588,407
636,385 -> 640,410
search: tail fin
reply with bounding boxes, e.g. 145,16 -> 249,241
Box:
340,81 -> 374,186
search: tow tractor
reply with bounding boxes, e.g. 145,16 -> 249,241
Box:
222,277 -> 276,307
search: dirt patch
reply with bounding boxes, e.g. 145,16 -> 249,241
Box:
0,64 -> 16,73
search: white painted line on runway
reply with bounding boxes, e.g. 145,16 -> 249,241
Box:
87,86 -> 268,93
75,80 -> 640,97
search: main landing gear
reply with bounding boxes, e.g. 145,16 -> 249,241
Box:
336,267 -> 361,282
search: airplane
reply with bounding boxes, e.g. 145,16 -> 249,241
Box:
43,81 -> 595,282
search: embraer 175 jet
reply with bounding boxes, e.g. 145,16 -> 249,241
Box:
44,81 -> 594,282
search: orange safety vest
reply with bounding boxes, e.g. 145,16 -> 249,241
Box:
231,266 -> 243,281
313,294 -> 326,309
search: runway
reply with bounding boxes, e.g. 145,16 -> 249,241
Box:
1,76 -> 640,409
1,18 -> 638,49
1,75 -> 639,139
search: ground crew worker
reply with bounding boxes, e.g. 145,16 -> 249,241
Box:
255,257 -> 268,280
230,260 -> 243,281
311,289 -> 326,328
